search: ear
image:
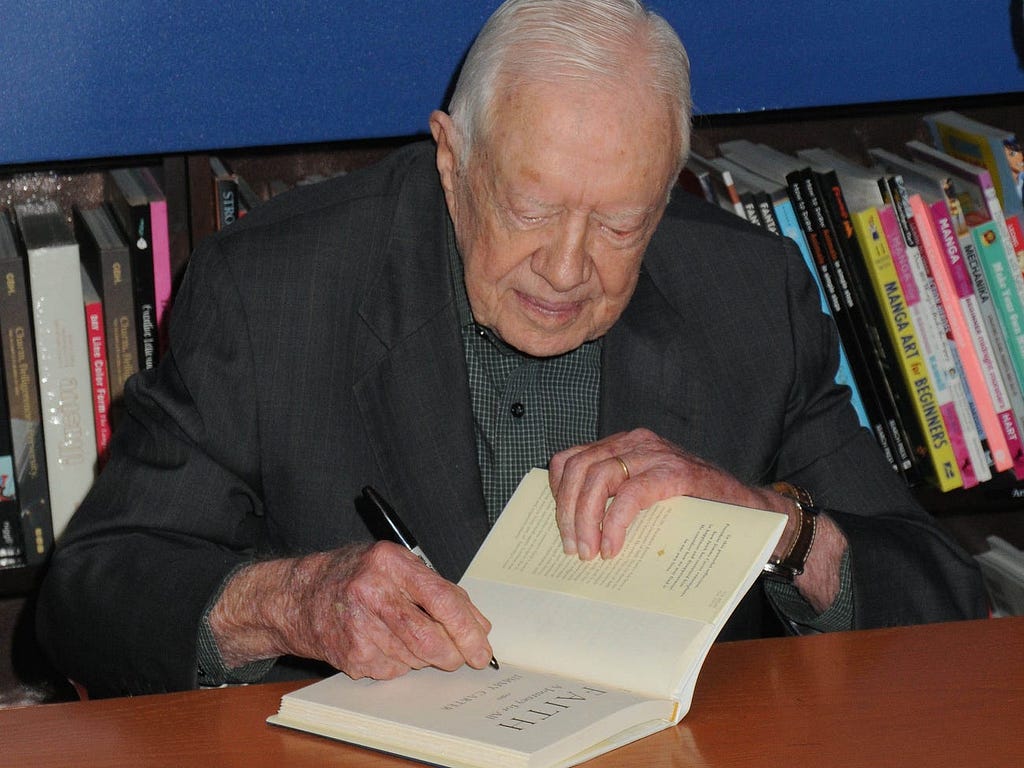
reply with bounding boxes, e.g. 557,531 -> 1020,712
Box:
430,110 -> 459,197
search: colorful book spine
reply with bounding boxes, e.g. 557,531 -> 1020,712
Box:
887,177 -> 990,485
927,200 -> 1024,478
0,212 -> 52,562
878,204 -> 977,487
1004,215 -> 1024,279
81,265 -> 112,467
136,169 -> 173,355
851,206 -> 963,491
955,217 -> 1024,441
971,221 -> 1024,396
811,167 -> 915,473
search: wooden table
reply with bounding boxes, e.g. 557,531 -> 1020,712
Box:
2,617 -> 1021,767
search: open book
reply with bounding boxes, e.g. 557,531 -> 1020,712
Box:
268,468 -> 786,768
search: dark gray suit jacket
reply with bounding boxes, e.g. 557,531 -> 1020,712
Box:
37,142 -> 986,697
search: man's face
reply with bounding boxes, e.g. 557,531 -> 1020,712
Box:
433,79 -> 678,358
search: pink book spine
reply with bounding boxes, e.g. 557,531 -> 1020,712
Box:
85,297 -> 112,467
879,205 -> 977,488
912,196 -> 1010,473
931,200 -> 1024,479
149,198 -> 172,354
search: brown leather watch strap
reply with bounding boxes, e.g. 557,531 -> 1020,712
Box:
763,483 -> 819,582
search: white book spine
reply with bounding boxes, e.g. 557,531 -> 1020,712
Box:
27,242 -> 98,539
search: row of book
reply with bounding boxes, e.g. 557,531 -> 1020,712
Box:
0,153 -> 330,569
0,167 -> 172,569
683,110 -> 1024,495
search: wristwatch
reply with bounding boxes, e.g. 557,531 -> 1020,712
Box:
762,482 -> 819,582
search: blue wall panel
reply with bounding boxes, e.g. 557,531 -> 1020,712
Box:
3,1 -> 1024,164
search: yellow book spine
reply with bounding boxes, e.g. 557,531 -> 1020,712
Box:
850,207 -> 963,491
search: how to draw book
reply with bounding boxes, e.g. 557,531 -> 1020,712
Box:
269,468 -> 786,768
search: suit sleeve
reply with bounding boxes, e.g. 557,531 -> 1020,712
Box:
36,236 -> 269,697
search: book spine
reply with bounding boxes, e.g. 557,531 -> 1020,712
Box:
84,293 -> 112,467
971,221 -> 1024,396
1003,214 -> 1024,278
771,193 -> 872,434
26,243 -> 98,540
98,236 -> 138,415
112,194 -> 159,372
878,205 -> 976,488
0,254 -> 52,562
812,168 -> 921,476
932,203 -> 1024,479
851,207 -> 963,491
920,198 -> 1019,476
789,169 -> 909,475
887,179 -> 990,485
215,175 -> 241,230
150,197 -> 172,357
956,223 -> 1024,448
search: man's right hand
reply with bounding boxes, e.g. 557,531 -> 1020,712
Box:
208,541 -> 494,679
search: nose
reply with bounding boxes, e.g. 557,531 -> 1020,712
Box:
531,214 -> 592,291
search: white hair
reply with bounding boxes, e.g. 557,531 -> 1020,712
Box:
446,0 -> 692,170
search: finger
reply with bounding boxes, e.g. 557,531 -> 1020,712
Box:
572,455 -> 637,560
402,579 -> 494,670
597,492 -> 644,559
553,443 -> 624,556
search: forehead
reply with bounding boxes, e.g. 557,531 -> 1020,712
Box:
477,78 -> 678,210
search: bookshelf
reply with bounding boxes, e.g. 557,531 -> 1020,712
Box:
2,0 -> 1024,705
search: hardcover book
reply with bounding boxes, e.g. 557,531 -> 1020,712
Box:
269,468 -> 786,768
13,201 -> 97,541
0,210 -> 52,562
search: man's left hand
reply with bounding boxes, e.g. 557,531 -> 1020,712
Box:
547,428 -> 845,612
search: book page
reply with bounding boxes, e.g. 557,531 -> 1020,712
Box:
270,663 -> 674,768
464,469 -> 786,624
459,469 -> 785,703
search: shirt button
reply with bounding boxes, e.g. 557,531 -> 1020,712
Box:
510,402 -> 526,418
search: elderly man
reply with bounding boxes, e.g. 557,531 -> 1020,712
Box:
37,0 -> 985,697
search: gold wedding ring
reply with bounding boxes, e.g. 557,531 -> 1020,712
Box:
615,456 -> 630,481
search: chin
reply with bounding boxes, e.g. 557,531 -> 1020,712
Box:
501,329 -> 592,359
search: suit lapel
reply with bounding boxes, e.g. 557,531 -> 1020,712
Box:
351,156 -> 488,579
600,268 -> 700,442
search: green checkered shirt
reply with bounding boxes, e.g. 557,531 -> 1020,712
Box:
447,226 -> 601,524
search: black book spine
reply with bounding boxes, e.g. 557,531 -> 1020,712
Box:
808,168 -> 925,484
108,186 -> 158,371
785,168 -> 904,475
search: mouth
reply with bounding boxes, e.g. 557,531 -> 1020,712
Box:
514,290 -> 586,325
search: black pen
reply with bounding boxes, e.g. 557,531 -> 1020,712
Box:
361,485 -> 500,670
